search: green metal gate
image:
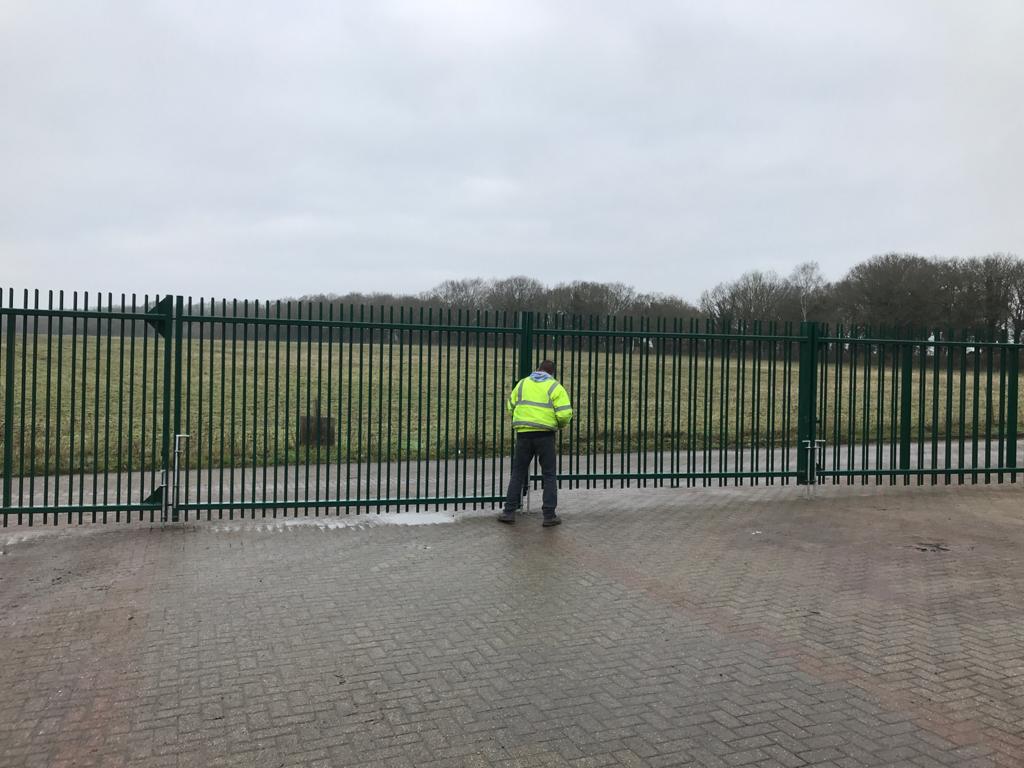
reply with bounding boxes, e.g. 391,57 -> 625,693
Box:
1,290 -> 173,524
811,326 -> 1020,485
2,290 -> 1020,526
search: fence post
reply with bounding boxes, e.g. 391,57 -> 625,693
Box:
518,311 -> 534,379
1007,344 -> 1019,480
171,296 -> 184,521
797,321 -> 819,484
159,296 -> 173,521
3,310 -> 15,510
899,337 -> 913,483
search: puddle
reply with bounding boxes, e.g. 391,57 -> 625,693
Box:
278,512 -> 455,528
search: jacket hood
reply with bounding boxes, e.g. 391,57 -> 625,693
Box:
529,371 -> 553,382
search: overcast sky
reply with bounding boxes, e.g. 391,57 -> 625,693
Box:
2,1 -> 1022,304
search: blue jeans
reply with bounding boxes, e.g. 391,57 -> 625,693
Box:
504,431 -> 558,516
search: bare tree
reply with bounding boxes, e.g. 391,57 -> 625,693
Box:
546,281 -> 638,318
486,276 -> 546,315
972,253 -> 1016,336
700,270 -> 791,324
632,292 -> 701,321
421,278 -> 490,308
1004,256 -> 1024,342
834,253 -> 940,330
787,261 -> 827,321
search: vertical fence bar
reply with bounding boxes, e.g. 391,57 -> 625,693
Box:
861,328 -> 872,484
315,302 -> 324,512
419,307 -> 428,512
898,339 -> 913,483
382,306 -> 391,510
91,294 -> 101,514
796,321 -> 819,484
1006,345 -> 1019,481
752,322 -> 761,483
767,322 -> 777,483
737,321 -> 745,483
219,300 -> 228,516
79,292 -> 88,512
626,317 -> 634,487
718,320 -> 727,486
303,303 -> 311,514
126,295 -> 134,514
297,301 -> 305,514
518,311 -> 534,379
28,291 -> 39,519
702,319 -> 711,487
240,300 -> 249,516
101,294 -> 112,515
18,291 -> 27,518
831,325 -> 842,483
199,299 -> 209,517
171,296 -> 183,521
149,296 -> 159,512
848,329 -> 857,484
443,309 -> 451,506
984,330 -> 994,483
246,300 -> 255,515
2,305 -> 14,512
328,302 -> 336,511
930,331 -> 940,484
686,319 -> 694,486
44,292 -> 55,517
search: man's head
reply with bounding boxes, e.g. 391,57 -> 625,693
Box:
537,360 -> 555,377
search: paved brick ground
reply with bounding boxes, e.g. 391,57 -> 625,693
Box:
2,483 -> 1023,767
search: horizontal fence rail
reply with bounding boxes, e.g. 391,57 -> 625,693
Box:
2,288 -> 1022,525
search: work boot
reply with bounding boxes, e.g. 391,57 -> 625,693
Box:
496,510 -> 516,524
542,514 -> 562,527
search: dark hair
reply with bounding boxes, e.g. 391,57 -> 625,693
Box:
537,360 -> 555,376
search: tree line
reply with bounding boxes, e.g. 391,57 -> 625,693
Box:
294,252 -> 1023,337
296,276 -> 699,326
4,252 -> 1020,338
698,253 -> 1024,336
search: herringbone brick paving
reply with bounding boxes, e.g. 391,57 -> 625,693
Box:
1,483 -> 1023,767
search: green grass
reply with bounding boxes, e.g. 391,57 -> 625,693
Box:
1,336 -> 1019,477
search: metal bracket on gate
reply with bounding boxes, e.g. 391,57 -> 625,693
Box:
802,440 -> 826,495
144,485 -> 164,512
145,296 -> 173,339
158,469 -> 169,522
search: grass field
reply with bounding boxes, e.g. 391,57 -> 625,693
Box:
1,334 -> 1019,477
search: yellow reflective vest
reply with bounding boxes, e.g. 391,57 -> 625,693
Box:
506,373 -> 573,432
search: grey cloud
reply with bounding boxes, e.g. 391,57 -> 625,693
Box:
1,0 -> 1022,301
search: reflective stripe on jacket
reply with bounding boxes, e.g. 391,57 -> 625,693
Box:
506,376 -> 573,432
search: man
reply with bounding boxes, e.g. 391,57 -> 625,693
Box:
497,360 -> 573,527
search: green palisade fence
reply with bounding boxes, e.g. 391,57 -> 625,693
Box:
1,288 -> 1020,525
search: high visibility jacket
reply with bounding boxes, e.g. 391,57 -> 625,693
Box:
506,373 -> 573,432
